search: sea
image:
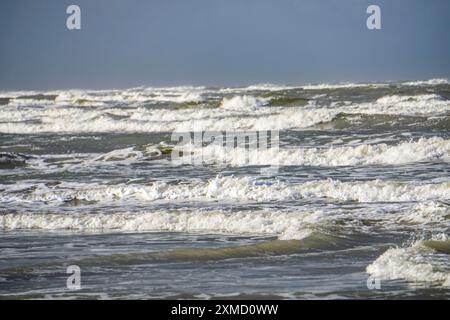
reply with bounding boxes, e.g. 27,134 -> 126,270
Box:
0,78 -> 449,299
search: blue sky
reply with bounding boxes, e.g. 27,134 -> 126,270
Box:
0,0 -> 449,89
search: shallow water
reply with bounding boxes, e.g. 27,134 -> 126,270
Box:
0,79 -> 449,299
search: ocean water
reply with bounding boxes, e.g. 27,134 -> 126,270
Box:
0,79 -> 449,299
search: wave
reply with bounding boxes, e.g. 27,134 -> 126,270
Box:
6,137 -> 448,172
0,234 -> 343,274
1,198 -> 446,239
366,234 -> 450,287
398,201 -> 450,225
2,176 -> 448,205
220,95 -> 268,111
0,210 -> 326,241
0,86 -> 448,133
183,137 -> 450,166
350,94 -> 450,116
1,204 -> 446,247
76,234 -> 340,265
0,103 -> 338,133
2,87 -> 208,108
1,78 -> 447,104
402,79 -> 449,86
298,78 -> 448,89
236,84 -> 299,92
300,82 -> 385,90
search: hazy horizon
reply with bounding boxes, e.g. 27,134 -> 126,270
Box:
1,78 -> 449,93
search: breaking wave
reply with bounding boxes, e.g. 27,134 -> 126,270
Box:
0,102 -> 338,133
220,95 -> 268,111
350,94 -> 450,116
366,234 -> 450,287
1,176 -> 448,205
398,201 -> 450,225
402,79 -> 449,86
0,82 -> 448,133
182,137 -> 450,166
0,210 -> 326,241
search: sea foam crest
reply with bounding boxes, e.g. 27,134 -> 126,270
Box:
366,235 -> 450,287
2,176 -> 448,204
0,210 -> 323,240
186,137 -> 450,166
220,95 -> 267,111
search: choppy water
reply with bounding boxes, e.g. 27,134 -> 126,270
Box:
0,79 -> 449,299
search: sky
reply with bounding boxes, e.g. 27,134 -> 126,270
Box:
0,0 -> 449,90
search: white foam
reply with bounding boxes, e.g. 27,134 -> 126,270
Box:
2,176 -> 448,205
3,87 -> 208,108
350,94 -> 450,115
402,79 -> 449,86
185,137 -> 450,166
145,91 -> 205,103
0,210 -> 322,240
366,236 -> 450,287
92,147 -> 145,162
1,83 -> 449,133
288,179 -> 449,202
301,82 -> 382,90
220,95 -> 267,111
1,99 -> 447,134
240,84 -> 299,92
299,78 -> 448,89
398,201 -> 450,225
0,103 -> 338,133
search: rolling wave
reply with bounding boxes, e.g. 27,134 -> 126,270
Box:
1,176 -> 448,205
181,137 -> 450,166
0,79 -> 448,133
367,234 -> 450,287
